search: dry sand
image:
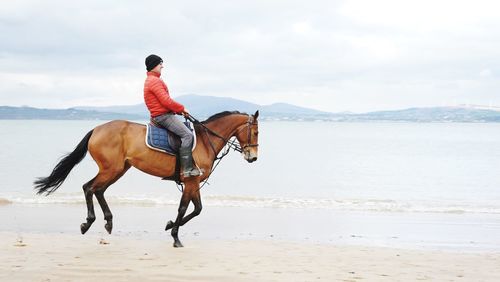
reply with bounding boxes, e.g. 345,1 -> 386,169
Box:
1,232 -> 499,282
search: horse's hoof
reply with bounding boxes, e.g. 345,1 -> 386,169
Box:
80,223 -> 89,234
165,220 -> 174,231
105,222 -> 113,234
173,240 -> 184,248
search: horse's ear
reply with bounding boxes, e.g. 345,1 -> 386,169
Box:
254,110 -> 259,120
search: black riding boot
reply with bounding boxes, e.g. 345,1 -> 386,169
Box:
179,148 -> 201,178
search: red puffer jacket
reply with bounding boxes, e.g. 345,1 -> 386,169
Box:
143,72 -> 185,117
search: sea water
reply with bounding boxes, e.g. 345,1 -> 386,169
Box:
1,120 -> 499,250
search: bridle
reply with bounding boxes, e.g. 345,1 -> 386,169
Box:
186,113 -> 258,155
232,115 -> 259,152
183,113 -> 259,191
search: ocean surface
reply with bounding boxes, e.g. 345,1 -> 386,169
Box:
1,120 -> 500,250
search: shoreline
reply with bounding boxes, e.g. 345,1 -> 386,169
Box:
2,231 -> 499,281
2,203 -> 500,253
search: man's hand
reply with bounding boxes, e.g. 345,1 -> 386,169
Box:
182,109 -> 190,117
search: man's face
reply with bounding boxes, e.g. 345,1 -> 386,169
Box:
152,62 -> 163,74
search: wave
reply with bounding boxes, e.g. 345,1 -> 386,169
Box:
1,193 -> 499,214
204,195 -> 500,214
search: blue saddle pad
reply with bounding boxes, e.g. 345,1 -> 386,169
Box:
145,122 -> 195,155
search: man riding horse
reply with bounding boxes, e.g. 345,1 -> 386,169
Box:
34,55 -> 260,247
143,54 -> 201,178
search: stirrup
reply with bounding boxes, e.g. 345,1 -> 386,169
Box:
182,168 -> 201,178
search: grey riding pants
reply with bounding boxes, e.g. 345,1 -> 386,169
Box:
153,113 -> 193,150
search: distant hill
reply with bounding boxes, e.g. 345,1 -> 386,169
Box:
344,107 -> 500,122
74,94 -> 328,119
176,95 -> 330,117
2,95 -> 500,122
0,106 -> 144,120
177,94 -> 259,117
75,104 -> 148,116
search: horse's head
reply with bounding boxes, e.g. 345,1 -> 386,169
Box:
234,110 -> 259,163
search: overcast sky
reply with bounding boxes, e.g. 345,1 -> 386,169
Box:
1,0 -> 499,112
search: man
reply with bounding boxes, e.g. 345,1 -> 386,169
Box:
143,54 -> 201,178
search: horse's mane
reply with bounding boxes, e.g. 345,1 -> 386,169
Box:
201,111 -> 248,124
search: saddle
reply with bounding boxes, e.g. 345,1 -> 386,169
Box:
145,119 -> 196,155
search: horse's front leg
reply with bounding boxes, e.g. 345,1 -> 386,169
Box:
170,193 -> 191,248
168,181 -> 201,247
166,191 -> 202,231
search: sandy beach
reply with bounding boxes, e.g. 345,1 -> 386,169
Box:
1,231 -> 499,282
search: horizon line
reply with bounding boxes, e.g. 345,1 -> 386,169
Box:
3,103 -> 500,115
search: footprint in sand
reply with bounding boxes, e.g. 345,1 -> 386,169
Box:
14,238 -> 27,247
99,238 -> 110,245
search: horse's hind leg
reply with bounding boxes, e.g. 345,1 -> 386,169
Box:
93,163 -> 130,234
81,178 -> 96,234
94,189 -> 113,234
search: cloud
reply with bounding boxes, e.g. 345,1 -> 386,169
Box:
1,0 -> 500,112
479,69 -> 492,77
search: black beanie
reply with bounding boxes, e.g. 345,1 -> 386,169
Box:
145,54 -> 163,71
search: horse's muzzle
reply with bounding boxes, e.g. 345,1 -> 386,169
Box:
247,157 -> 258,163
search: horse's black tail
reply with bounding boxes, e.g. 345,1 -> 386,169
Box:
34,130 -> 94,196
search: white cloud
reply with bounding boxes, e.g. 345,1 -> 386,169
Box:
479,69 -> 492,77
340,0 -> 500,34
292,21 -> 313,34
1,0 -> 500,112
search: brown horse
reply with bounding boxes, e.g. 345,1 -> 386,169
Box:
34,111 -> 259,247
